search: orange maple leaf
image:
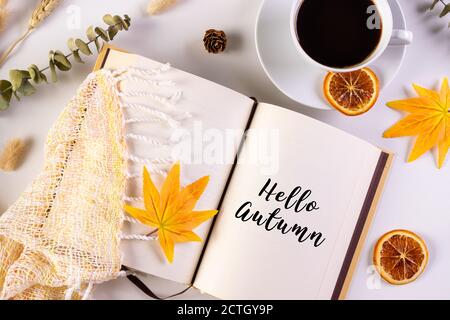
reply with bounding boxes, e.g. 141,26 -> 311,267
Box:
383,78 -> 450,168
124,163 -> 218,263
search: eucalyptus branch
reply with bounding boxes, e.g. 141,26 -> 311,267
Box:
430,0 -> 450,21
0,14 -> 131,110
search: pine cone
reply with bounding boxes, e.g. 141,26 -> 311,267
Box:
203,29 -> 227,54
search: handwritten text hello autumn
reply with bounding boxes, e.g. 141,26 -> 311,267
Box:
235,178 -> 326,247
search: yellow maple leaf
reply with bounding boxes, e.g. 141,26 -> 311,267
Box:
383,78 -> 450,168
124,163 -> 218,263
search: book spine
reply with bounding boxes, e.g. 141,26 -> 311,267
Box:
190,97 -> 259,286
331,151 -> 392,300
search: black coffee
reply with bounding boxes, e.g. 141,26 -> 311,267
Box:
296,0 -> 382,68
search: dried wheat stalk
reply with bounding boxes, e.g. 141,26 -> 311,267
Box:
0,138 -> 27,172
29,0 -> 60,29
0,0 -> 61,67
0,0 -> 8,33
147,0 -> 177,15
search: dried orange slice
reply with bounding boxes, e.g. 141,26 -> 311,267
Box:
373,229 -> 428,285
323,68 -> 379,116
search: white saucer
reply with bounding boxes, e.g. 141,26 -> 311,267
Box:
255,0 -> 409,110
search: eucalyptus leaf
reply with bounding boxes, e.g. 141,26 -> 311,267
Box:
94,38 -> 102,52
49,50 -> 56,63
49,60 -> 57,82
112,15 -> 125,30
86,25 -> 96,41
123,15 -> 131,29
440,4 -> 450,17
17,80 -> 36,96
108,25 -> 119,40
118,16 -> 129,30
123,19 -> 130,29
28,64 -> 41,84
68,38 -> 83,63
103,14 -> 115,26
9,70 -> 29,91
39,71 -> 48,83
13,91 -> 20,101
28,64 -> 47,84
75,39 -> 92,55
95,27 -> 110,41
28,67 -> 36,81
0,96 -> 9,110
73,50 -> 84,63
0,80 -> 13,110
67,38 -> 77,51
53,50 -> 72,71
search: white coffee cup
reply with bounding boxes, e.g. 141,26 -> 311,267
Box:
290,0 -> 413,72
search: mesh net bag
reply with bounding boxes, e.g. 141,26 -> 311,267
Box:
0,71 -> 127,300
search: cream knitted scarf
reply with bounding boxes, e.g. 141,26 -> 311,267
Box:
0,64 -> 182,299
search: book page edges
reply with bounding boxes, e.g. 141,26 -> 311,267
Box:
93,44 -> 128,71
337,152 -> 394,300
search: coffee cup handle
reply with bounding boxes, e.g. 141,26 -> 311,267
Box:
389,29 -> 413,46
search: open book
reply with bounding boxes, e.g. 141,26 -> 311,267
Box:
95,47 -> 392,300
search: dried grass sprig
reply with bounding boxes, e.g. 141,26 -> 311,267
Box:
147,0 -> 177,15
0,0 -> 61,67
0,138 -> 27,172
0,0 -> 8,33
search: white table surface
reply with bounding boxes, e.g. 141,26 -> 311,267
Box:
0,0 -> 449,300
